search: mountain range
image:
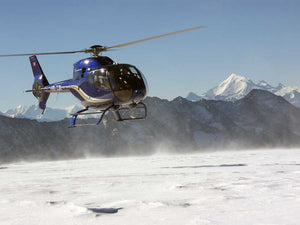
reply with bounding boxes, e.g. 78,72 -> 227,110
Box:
2,73 -> 299,121
186,73 -> 300,107
1,89 -> 300,164
2,105 -> 82,121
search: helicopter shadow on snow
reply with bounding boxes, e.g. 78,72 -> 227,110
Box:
87,207 -> 123,214
47,201 -> 122,215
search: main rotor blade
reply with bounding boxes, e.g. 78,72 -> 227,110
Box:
0,50 -> 86,57
0,26 -> 205,57
106,26 -> 205,50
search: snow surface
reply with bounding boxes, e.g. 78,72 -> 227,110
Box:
0,149 -> 299,225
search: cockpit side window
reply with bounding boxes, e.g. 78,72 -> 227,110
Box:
88,69 -> 111,90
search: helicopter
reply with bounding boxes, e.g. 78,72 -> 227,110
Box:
0,26 -> 204,127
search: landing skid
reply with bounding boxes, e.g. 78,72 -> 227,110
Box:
68,102 -> 147,128
112,102 -> 147,121
68,105 -> 113,128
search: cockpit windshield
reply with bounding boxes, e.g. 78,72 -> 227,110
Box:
88,64 -> 147,103
108,65 -> 145,102
88,69 -> 111,90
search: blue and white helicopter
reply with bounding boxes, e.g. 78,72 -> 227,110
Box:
0,26 -> 203,127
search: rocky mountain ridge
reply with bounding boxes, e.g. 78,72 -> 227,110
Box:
1,89 -> 300,164
3,74 -> 300,122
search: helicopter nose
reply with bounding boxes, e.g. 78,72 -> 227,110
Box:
139,72 -> 148,98
132,85 -> 147,103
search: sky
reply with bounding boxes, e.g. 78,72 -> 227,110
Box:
0,0 -> 299,111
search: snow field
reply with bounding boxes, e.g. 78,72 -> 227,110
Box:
0,149 -> 299,225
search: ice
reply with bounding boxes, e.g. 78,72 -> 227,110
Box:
0,149 -> 299,225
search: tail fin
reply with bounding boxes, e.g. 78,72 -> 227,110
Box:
29,55 -> 50,113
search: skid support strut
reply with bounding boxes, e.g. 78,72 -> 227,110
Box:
112,102 -> 147,121
68,105 -> 113,128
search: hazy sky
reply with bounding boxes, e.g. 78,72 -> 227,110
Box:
0,0 -> 299,110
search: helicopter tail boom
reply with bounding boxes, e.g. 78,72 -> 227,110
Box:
29,55 -> 50,113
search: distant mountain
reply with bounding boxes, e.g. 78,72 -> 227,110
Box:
1,90 -> 300,164
3,105 -> 82,121
203,73 -> 258,100
275,86 -> 300,107
5,74 -> 299,122
186,92 -> 202,101
186,73 -> 300,107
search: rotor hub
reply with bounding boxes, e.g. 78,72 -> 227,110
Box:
87,45 -> 106,57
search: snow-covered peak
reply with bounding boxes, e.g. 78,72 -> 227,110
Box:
2,105 -> 80,121
4,105 -> 40,118
276,83 -> 285,89
257,80 -> 273,89
275,86 -> 300,95
1,104 -> 97,121
225,73 -> 248,82
257,80 -> 267,86
203,73 -> 256,100
274,86 -> 300,106
216,73 -> 253,95
15,105 -> 29,114
188,73 -> 300,107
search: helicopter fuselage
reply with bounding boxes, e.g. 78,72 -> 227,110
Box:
42,56 -> 148,110
29,55 -> 148,127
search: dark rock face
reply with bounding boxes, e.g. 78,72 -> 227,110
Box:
1,89 -> 300,163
